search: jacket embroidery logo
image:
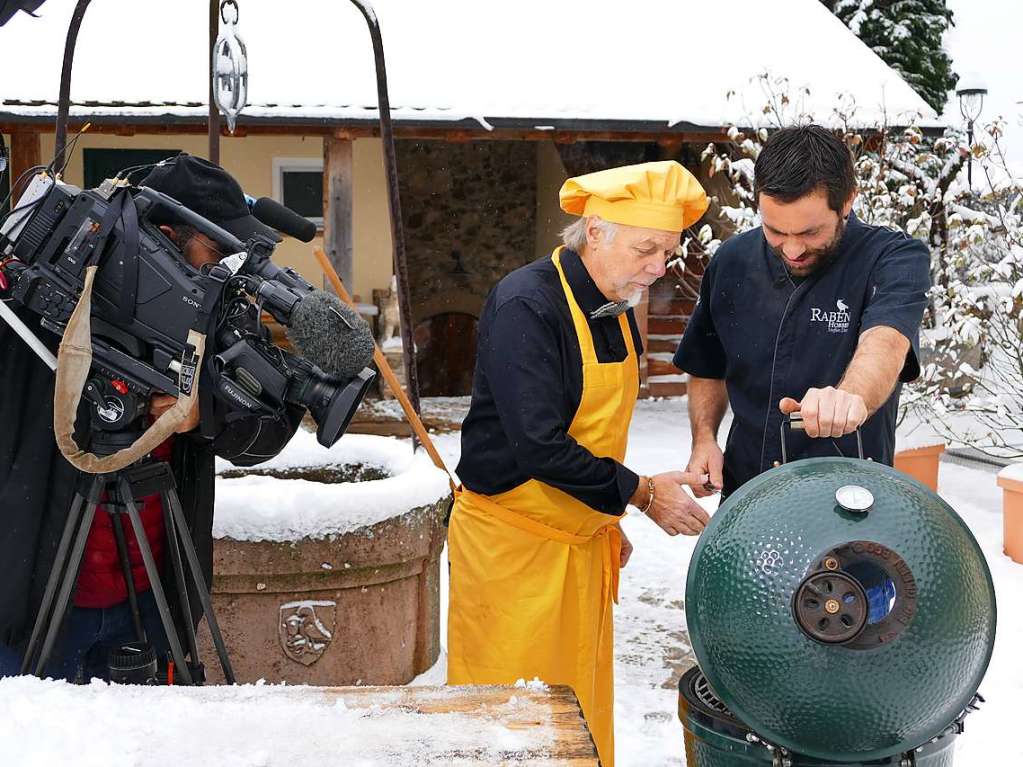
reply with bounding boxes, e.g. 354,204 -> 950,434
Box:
810,299 -> 851,334
279,600 -> 335,666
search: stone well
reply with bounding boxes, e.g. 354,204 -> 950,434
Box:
198,431 -> 451,685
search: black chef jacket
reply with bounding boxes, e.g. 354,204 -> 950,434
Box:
674,212 -> 930,496
457,248 -> 644,516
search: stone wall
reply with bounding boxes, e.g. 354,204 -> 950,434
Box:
396,140 -> 537,324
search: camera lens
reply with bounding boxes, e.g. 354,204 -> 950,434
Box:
108,641 -> 159,685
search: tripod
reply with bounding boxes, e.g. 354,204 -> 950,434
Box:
20,434 -> 235,685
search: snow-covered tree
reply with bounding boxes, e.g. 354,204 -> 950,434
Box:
821,0 -> 958,114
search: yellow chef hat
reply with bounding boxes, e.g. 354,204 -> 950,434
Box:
559,160 -> 709,231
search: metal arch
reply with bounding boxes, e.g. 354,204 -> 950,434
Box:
53,0 -> 424,441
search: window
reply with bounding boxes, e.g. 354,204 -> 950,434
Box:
82,148 -> 181,189
272,157 -> 323,227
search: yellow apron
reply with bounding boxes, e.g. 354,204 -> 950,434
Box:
447,248 -> 639,767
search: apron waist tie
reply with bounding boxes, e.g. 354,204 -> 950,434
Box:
458,488 -> 621,605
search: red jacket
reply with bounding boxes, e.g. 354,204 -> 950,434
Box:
74,439 -> 174,609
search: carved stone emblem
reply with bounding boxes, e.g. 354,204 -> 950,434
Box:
278,600 -> 336,666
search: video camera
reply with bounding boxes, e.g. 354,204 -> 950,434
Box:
0,171 -> 376,450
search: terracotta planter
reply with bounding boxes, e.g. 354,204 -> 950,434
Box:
894,443 -> 945,491
997,467 -> 1023,565
199,495 -> 448,685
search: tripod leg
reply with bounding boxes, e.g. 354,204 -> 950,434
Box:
160,490 -> 201,671
110,509 -> 146,644
118,478 -> 194,686
20,489 -> 89,674
163,487 -> 236,684
30,496 -> 100,677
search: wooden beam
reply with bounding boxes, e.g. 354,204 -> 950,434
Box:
323,136 -> 354,290
9,131 -> 41,189
0,120 -> 729,144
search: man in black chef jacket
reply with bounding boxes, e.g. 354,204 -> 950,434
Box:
675,125 -> 931,498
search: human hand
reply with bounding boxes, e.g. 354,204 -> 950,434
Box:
619,527 -> 633,569
149,393 -> 200,434
779,387 -> 868,438
644,470 -> 712,537
687,438 -> 724,497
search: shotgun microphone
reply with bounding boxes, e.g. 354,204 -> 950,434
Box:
249,196 -> 318,243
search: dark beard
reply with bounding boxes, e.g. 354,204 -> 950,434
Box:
772,216 -> 846,277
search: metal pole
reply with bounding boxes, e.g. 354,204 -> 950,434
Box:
347,0 -> 423,429
966,121 -> 974,187
54,0 -> 92,171
208,0 -> 221,164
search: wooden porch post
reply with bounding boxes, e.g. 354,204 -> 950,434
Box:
323,135 -> 354,291
10,131 -> 41,190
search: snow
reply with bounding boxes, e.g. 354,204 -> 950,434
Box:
213,431 -> 450,542
999,462 -> 1023,484
896,414 -> 947,451
941,0 -> 1023,177
0,0 -> 933,130
0,677 -> 558,767
2,399 -> 1017,766
431,398 -> 1018,766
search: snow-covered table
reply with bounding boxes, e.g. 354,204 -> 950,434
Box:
0,677 -> 598,766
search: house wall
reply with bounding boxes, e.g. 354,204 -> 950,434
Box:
534,139 -> 573,260
395,139 -> 537,323
13,132 -> 394,304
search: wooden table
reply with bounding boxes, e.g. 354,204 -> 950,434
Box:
0,678 -> 600,766
322,684 -> 600,765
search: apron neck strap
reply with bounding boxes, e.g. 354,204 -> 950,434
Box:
552,247 -> 636,365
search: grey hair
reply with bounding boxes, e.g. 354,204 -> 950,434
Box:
560,215 -> 617,251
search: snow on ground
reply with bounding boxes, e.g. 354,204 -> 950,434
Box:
0,398 -> 1016,765
430,397 -> 1021,766
0,679 -> 560,767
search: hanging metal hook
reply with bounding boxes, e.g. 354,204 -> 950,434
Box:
220,0 -> 239,26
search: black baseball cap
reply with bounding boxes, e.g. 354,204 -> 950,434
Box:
139,153 -> 281,243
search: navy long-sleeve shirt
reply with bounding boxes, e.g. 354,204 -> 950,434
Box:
456,248 -> 643,516
674,211 -> 930,495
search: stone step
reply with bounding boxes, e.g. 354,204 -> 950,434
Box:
647,355 -> 681,378
648,316 -> 689,336
646,336 -> 678,354
648,379 -> 688,398
648,295 -> 696,317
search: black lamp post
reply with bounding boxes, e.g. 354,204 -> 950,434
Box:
956,83 -> 988,187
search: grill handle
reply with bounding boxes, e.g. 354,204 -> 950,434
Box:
780,412 -> 865,464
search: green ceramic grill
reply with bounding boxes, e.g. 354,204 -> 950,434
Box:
680,421 -> 996,766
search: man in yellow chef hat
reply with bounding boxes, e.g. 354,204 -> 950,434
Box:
448,161 -> 711,766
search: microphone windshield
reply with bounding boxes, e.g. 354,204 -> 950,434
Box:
286,290 -> 375,380
251,197 -> 318,243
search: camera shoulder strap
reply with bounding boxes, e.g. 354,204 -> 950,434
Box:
53,264 -> 207,474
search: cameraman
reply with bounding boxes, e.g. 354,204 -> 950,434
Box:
0,155 -> 304,681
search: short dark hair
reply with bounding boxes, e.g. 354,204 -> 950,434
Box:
754,125 -> 856,213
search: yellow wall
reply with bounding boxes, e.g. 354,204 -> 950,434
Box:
534,139 -> 572,260
6,131 -> 571,301
352,139 -> 394,304
20,131 -> 393,303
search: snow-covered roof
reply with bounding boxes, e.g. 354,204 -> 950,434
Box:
0,0 -> 936,132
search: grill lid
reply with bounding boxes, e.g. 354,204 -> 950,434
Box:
685,458 -> 997,762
